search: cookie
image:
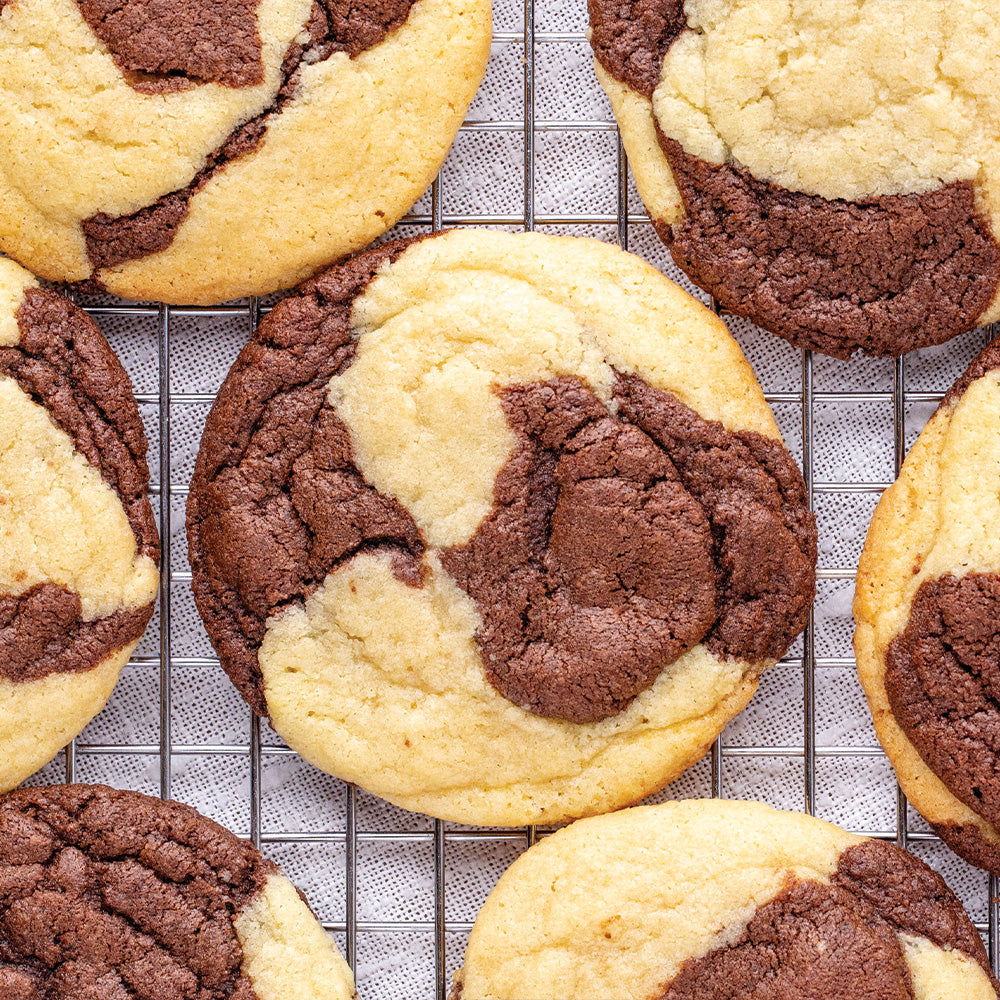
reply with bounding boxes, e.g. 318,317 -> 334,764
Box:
854,339 -> 1000,875
0,258 -> 159,792
589,0 -> 1000,358
0,0 -> 490,305
450,799 -> 998,1000
187,229 -> 816,826
0,783 -> 356,999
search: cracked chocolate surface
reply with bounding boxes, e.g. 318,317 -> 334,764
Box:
0,784 -> 273,999
0,287 -> 158,683
661,839 -> 996,998
75,0 -> 265,92
886,574 -> 1000,832
82,0 -> 419,274
658,140 -> 1000,359
188,234 -> 815,724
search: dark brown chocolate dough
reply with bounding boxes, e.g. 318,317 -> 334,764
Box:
588,0 -> 686,97
661,880 -> 914,1000
441,374 -> 815,723
658,140 -> 1000,358
0,288 -> 158,683
188,234 -> 816,723
0,784 -> 272,999
441,377 -> 718,723
82,0 -> 419,276
187,238 -> 425,715
886,573 -> 1000,831
661,839 -> 996,998
0,585 -> 152,684
75,0 -> 265,91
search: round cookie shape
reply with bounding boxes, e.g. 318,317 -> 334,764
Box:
855,339 -> 1000,875
450,800 -> 999,1000
0,784 -> 356,999
0,0 -> 491,304
188,230 -> 815,826
588,0 -> 1000,358
0,258 -> 160,792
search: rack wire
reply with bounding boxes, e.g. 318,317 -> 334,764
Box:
41,0 -> 1000,995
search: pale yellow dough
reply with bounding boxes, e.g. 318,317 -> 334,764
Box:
0,263 -> 158,791
236,874 -> 356,1000
596,0 -> 1000,324
0,0 -> 491,303
453,800 -> 996,1000
256,230 -> 794,826
854,370 -> 1000,855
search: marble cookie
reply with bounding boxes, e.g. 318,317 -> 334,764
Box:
589,0 -> 1000,357
0,784 -> 356,999
187,229 -> 816,826
855,339 -> 1000,875
0,0 -> 491,304
0,258 -> 159,792
451,799 -> 998,1000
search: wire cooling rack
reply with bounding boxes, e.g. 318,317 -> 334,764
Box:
27,0 -> 1000,995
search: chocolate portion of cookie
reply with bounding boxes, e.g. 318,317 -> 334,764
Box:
0,784 -> 272,998
588,0 -> 685,98
75,0 -> 265,92
440,377 -> 718,723
441,374 -> 815,723
0,287 -> 158,684
662,839 -> 996,998
661,880 -> 913,999
82,0 -> 420,274
5,288 -> 158,561
187,239 -> 423,715
885,573 -> 1000,830
0,585 -> 153,683
657,139 -> 1000,359
834,839 -> 994,977
615,372 -> 816,665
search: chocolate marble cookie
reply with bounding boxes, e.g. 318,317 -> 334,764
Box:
589,0 -> 1000,358
451,800 -> 999,999
0,259 -> 159,792
188,228 -> 818,824
187,229 -> 816,826
0,784 -> 356,999
0,0 -> 490,304
855,339 -> 1000,876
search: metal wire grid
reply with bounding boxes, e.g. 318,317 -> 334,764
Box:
33,1 -> 1000,995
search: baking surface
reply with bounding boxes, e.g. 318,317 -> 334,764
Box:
19,0 -> 1000,996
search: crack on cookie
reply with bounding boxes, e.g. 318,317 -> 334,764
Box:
885,573 -> 1000,833
656,138 -> 1000,358
81,0 -> 421,274
0,785 -> 274,999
